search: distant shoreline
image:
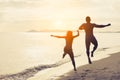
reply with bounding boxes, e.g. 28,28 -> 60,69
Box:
27,30 -> 120,33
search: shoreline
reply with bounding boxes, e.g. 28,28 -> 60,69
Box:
0,47 -> 120,80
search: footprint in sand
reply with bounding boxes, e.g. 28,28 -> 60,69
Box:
84,69 -> 91,72
97,67 -> 108,70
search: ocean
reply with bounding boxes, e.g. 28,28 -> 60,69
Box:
0,32 -> 120,80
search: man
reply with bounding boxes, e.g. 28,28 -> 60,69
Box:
79,16 -> 111,64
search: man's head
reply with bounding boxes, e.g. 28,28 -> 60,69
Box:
86,16 -> 91,23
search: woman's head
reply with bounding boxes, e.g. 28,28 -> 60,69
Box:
67,31 -> 73,36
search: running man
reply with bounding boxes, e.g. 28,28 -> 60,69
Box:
79,16 -> 111,64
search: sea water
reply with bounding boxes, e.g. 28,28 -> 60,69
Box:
0,32 -> 120,78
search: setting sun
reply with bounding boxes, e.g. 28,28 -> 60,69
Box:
53,20 -> 66,30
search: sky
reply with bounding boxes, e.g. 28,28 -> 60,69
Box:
0,0 -> 120,32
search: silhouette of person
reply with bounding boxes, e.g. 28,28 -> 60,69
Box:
79,16 -> 111,64
51,30 -> 79,71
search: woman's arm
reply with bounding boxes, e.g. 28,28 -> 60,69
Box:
73,30 -> 79,38
51,35 -> 66,38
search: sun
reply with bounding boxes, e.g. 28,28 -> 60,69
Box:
53,20 -> 66,30
56,20 -> 63,25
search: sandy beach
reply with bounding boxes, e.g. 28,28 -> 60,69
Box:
27,46 -> 120,80
56,52 -> 120,80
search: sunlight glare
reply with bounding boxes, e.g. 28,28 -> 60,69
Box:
53,20 -> 66,30
23,46 -> 46,59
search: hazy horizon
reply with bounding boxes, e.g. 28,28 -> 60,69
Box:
0,0 -> 120,32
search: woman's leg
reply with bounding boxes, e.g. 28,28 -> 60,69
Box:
62,53 -> 67,58
69,52 -> 77,71
63,47 -> 67,58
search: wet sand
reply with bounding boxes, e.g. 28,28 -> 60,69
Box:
56,52 -> 120,80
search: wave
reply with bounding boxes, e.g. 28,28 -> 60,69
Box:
0,54 -> 81,80
0,64 -> 57,80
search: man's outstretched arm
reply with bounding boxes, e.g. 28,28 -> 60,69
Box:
95,23 -> 111,28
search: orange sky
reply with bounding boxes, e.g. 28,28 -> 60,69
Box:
0,0 -> 120,32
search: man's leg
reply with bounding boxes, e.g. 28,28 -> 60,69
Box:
91,37 -> 98,57
86,40 -> 92,64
